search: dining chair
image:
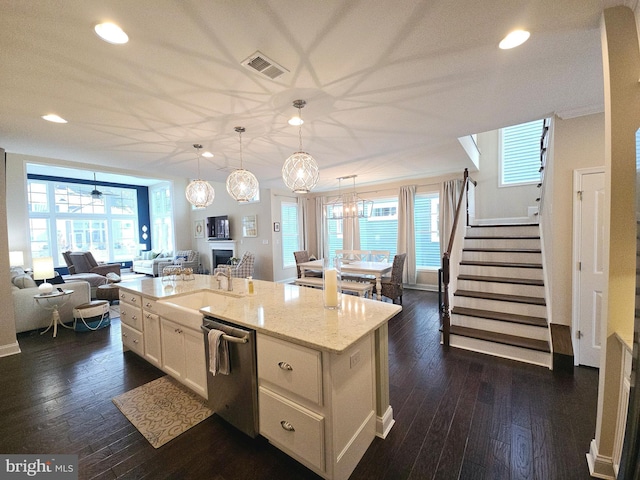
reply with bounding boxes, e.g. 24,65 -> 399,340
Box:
373,253 -> 406,304
293,250 -> 321,278
369,250 -> 390,262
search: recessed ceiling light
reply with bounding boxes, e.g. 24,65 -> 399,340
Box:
499,29 -> 530,49
94,22 -> 129,44
41,114 -> 67,124
202,151 -> 214,158
288,116 -> 303,126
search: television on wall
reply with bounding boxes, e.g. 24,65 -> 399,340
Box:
206,216 -> 230,240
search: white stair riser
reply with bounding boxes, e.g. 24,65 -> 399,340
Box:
453,295 -> 547,318
462,251 -> 541,264
451,314 -> 548,341
463,238 -> 541,250
457,280 -> 544,297
459,264 -> 544,280
447,335 -> 551,368
466,226 -> 539,238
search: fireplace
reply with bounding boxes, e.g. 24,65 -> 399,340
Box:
212,249 -> 233,269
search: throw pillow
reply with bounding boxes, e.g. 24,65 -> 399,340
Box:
106,272 -> 121,283
13,274 -> 37,289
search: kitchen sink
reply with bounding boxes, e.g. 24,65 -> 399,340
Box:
157,290 -> 245,329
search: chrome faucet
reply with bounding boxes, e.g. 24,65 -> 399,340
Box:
214,267 -> 233,291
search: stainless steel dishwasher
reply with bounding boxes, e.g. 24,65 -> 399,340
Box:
201,316 -> 258,438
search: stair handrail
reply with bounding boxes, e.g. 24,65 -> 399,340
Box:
536,118 -> 550,218
441,168 -> 477,347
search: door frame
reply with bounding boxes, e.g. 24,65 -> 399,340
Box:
572,166 -> 606,366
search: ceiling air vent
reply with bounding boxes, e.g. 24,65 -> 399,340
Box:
241,51 -> 289,80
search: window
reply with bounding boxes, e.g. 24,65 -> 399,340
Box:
325,192 -> 440,269
28,178 -> 140,266
150,183 -> 173,253
500,119 -> 544,186
281,201 -> 299,269
414,193 -> 440,268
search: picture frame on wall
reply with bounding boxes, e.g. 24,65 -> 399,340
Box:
242,215 -> 258,237
194,219 -> 205,239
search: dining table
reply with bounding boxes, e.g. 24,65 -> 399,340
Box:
298,259 -> 393,301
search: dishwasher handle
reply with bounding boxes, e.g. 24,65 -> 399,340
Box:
201,325 -> 249,344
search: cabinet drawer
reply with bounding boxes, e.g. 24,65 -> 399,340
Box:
142,296 -> 159,314
121,323 -> 144,356
120,291 -> 142,307
257,334 -> 322,405
259,387 -> 324,472
120,302 -> 143,330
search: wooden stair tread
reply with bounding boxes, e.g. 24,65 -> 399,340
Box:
463,248 -> 541,253
454,289 -> 546,305
457,274 -> 544,286
452,306 -> 547,327
460,260 -> 542,269
450,325 -> 550,353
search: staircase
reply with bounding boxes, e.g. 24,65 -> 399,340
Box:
449,223 -> 551,367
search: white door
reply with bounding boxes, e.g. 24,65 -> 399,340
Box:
573,169 -> 606,368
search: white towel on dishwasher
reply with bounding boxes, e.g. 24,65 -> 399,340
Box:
208,329 -> 230,375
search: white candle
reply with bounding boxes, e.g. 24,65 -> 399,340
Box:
324,268 -> 338,307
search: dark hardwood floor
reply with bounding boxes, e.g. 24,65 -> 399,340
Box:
0,290 -> 597,480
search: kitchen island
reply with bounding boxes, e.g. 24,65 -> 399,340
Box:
117,275 -> 401,480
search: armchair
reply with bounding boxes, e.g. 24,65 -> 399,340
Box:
169,250 -> 200,273
214,251 -> 255,278
65,251 -> 121,277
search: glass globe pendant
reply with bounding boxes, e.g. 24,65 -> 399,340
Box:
226,127 -> 259,202
282,99 -> 319,193
185,144 -> 215,208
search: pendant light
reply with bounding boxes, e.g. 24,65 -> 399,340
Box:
185,144 -> 215,208
282,99 -> 319,193
226,127 -> 259,202
325,175 -> 373,219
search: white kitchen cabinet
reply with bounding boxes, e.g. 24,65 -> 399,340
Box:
161,317 -> 207,399
119,291 -> 143,354
257,332 -> 376,480
143,312 -> 162,367
141,297 -> 162,367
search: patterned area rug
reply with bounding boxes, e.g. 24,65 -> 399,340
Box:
112,376 -> 213,448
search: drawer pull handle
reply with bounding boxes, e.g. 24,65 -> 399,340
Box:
278,362 -> 293,371
130,297 -> 137,303
280,421 -> 295,432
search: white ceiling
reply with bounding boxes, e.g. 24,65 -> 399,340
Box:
0,1 -> 621,192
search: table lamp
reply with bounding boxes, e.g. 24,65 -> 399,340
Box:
33,257 -> 55,294
9,251 -> 24,267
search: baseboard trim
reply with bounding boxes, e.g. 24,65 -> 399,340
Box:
376,405 -> 395,439
0,341 -> 21,358
586,439 -> 615,479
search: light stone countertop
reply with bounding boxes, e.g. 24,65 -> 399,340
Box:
118,274 -> 402,353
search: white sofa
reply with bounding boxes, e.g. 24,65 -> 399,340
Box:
131,251 -> 173,276
11,267 -> 91,333
132,250 -> 200,276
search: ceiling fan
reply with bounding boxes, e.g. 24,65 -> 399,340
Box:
89,173 -> 115,199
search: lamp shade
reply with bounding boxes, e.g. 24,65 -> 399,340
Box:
9,251 -> 24,267
33,257 -> 55,294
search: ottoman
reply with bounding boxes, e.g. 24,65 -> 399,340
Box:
73,300 -> 110,332
96,284 -> 120,303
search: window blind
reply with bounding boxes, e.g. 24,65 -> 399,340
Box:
501,119 -> 544,186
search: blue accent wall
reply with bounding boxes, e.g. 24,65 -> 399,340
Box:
27,173 -> 151,250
